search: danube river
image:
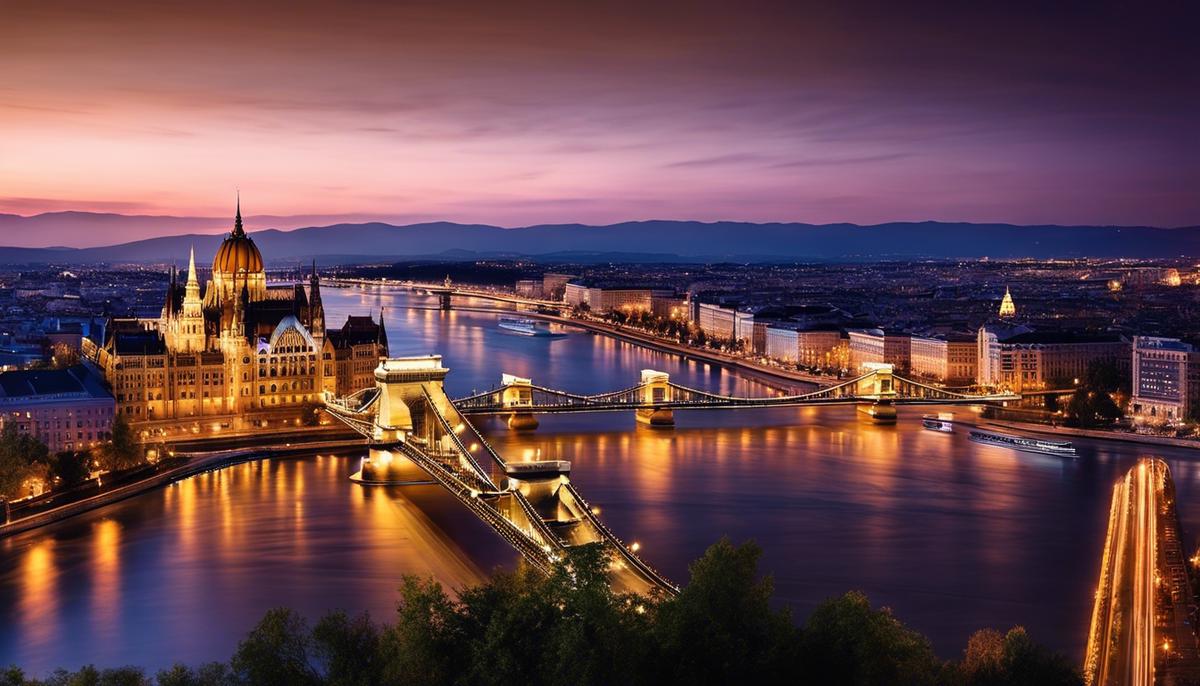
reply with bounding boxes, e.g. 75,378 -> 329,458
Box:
4,285 -> 1200,674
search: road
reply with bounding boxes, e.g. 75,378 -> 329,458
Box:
1085,458 -> 1200,686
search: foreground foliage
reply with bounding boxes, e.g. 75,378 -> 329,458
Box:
2,540 -> 1080,686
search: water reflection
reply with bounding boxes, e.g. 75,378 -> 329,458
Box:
1,286 -> 1195,673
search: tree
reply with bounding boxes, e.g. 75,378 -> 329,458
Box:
299,402 -> 323,428
50,451 -> 91,488
230,608 -> 319,686
49,344 -> 81,369
154,663 -> 237,686
311,611 -> 382,686
0,423 -> 50,499
651,539 -> 798,686
28,665 -> 150,686
380,575 -> 462,686
954,627 -> 1080,685
801,591 -> 943,686
97,414 -> 142,473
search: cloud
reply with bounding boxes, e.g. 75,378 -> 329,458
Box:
0,197 -> 162,215
663,153 -> 771,169
771,152 -> 914,168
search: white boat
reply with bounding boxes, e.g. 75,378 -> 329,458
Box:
498,317 -> 565,337
968,429 -> 1077,458
922,413 -> 954,433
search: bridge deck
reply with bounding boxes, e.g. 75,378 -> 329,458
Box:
324,378 -> 677,596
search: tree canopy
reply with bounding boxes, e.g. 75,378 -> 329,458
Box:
1,540 -> 1080,686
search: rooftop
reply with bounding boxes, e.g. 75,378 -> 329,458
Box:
0,364 -> 112,400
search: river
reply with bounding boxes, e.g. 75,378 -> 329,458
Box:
3,285 -> 1199,674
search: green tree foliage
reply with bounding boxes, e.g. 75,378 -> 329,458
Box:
230,608 -> 319,686
154,663 -> 236,686
1060,360 -> 1130,428
97,415 -> 142,473
953,627 -> 1079,686
802,590 -> 943,685
16,665 -> 149,686
50,451 -> 91,488
650,538 -> 798,685
2,540 -> 1081,686
311,611 -> 381,686
0,422 -> 51,499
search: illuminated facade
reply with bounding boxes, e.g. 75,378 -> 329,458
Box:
998,286 -> 1016,318
1130,336 -> 1200,424
848,329 -> 910,372
909,335 -> 977,384
797,329 -> 846,369
976,326 -> 1128,391
93,201 -> 388,432
764,325 -> 799,363
0,365 -> 114,453
696,303 -> 753,344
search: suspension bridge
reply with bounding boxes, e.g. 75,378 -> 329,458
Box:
451,363 -> 1020,429
323,356 -> 677,596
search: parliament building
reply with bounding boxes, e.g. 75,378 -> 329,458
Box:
93,200 -> 388,434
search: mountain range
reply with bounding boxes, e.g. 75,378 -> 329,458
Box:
0,215 -> 1197,265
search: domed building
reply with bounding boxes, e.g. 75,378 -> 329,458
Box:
206,197 -> 267,305
96,199 -> 389,433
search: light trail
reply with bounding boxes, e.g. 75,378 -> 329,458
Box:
1084,458 -> 1183,686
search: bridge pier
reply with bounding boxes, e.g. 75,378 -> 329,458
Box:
507,413 -> 540,431
352,447 -> 435,485
636,370 -> 675,428
500,374 -> 538,431
857,399 -> 897,422
635,408 -> 675,427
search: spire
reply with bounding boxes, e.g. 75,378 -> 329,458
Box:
186,246 -> 198,285
377,307 -> 389,350
232,190 -> 245,237
163,266 -> 176,316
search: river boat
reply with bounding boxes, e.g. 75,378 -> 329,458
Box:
968,429 -> 1077,458
922,413 -> 955,433
498,317 -> 565,337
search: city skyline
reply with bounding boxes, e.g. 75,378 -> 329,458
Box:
2,0 -> 1196,237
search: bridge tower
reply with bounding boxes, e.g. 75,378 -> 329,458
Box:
856,362 -> 898,422
636,369 -> 675,427
429,275 -> 453,310
500,373 -> 540,431
358,356 -> 452,483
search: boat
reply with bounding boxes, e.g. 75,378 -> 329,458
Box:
968,429 -> 1077,458
922,413 -> 955,433
498,317 -> 565,337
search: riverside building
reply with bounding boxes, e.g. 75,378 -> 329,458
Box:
90,200 -> 388,436
1130,336 -> 1200,425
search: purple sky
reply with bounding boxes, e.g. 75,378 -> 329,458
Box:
1,0 -> 1196,241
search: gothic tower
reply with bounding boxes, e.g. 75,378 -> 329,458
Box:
177,246 -> 206,352
308,260 -> 325,346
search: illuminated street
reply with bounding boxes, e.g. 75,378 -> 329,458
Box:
1085,459 -> 1200,686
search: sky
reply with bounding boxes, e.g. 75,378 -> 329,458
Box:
1,0 -> 1197,241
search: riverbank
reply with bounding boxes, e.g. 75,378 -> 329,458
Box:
0,437 -> 365,540
980,419 -> 1200,450
409,301 -> 824,393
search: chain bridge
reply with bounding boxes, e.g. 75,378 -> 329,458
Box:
323,356 -> 677,596
451,362 -> 1020,429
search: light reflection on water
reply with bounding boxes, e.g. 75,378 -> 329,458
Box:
2,285 -> 1198,673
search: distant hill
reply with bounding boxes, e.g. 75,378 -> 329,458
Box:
0,211 -> 405,249
0,218 -> 1197,265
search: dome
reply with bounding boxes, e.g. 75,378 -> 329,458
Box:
212,199 -> 264,275
213,233 -> 264,275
